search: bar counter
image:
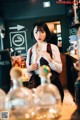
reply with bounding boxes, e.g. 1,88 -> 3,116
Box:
58,89 -> 78,120
59,101 -> 77,120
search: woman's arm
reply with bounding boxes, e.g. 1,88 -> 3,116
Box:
49,44 -> 62,73
26,48 -> 30,68
26,49 -> 38,72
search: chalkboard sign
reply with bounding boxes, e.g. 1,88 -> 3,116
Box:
0,50 -> 12,93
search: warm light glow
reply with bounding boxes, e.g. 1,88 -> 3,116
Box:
46,21 -> 61,33
54,29 -> 57,33
57,24 -> 61,33
46,22 -> 54,32
31,0 -> 37,3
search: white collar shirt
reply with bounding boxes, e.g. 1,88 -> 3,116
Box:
26,42 -> 62,75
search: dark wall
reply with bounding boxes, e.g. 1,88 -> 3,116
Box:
0,0 -> 69,54
0,0 -> 66,20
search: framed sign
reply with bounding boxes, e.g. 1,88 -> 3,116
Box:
9,31 -> 27,57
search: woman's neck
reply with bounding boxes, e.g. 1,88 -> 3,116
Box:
12,79 -> 23,90
37,42 -> 43,47
40,76 -> 47,84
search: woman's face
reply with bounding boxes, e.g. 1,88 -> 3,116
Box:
33,26 -> 46,42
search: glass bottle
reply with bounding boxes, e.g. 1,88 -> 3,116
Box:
33,65 -> 61,120
5,67 -> 34,120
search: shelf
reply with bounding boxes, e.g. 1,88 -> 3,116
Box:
70,22 -> 80,28
66,2 -> 80,29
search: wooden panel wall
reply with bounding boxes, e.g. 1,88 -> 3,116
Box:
59,53 -> 67,88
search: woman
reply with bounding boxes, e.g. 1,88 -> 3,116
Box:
26,21 -> 64,102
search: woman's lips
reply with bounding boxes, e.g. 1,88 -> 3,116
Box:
38,38 -> 41,40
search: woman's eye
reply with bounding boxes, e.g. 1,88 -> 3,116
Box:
40,30 -> 44,33
35,31 -> 38,33
41,31 -> 44,33
35,30 -> 44,33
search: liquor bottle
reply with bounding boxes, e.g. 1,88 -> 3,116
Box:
33,65 -> 61,120
5,67 -> 34,120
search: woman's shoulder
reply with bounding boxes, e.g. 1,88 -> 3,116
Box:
48,43 -> 58,49
27,47 -> 32,52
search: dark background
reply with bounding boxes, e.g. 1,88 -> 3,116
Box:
0,0 -> 73,55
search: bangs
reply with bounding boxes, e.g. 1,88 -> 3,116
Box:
36,26 -> 44,31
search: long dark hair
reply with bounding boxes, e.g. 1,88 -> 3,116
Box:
31,21 -> 51,43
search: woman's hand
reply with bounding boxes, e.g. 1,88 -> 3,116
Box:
41,51 -> 52,63
27,63 -> 38,72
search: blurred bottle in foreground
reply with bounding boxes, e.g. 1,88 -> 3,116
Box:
5,67 -> 34,120
33,65 -> 61,120
0,89 -> 6,111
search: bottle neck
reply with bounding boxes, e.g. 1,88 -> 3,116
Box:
12,79 -> 23,89
40,76 -> 50,85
